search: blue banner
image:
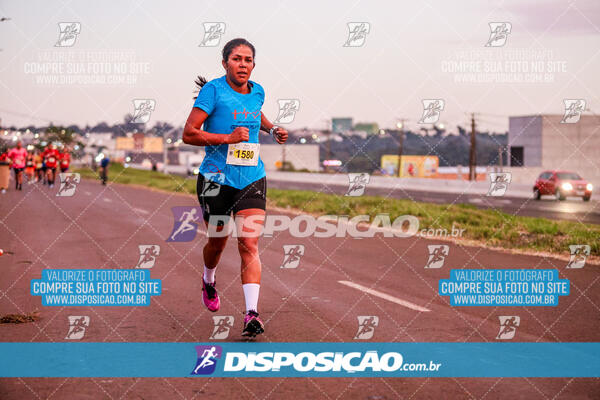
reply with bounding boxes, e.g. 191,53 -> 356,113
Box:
30,269 -> 162,306
439,269 -> 569,306
1,342 -> 598,377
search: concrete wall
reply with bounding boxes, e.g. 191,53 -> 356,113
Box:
541,115 -> 600,179
508,115 -> 542,166
506,114 -> 600,190
260,144 -> 320,171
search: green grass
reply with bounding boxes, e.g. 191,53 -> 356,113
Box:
76,163 -> 197,195
75,163 -> 600,256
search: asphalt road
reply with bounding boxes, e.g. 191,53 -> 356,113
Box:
0,179 -> 598,399
269,179 -> 600,225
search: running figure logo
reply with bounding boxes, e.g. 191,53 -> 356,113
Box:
485,22 -> 512,47
561,99 -> 586,124
343,22 -> 370,47
202,173 -> 225,197
274,99 -> 300,124
281,245 -> 305,269
167,206 -> 203,242
131,99 -> 156,124
354,316 -> 379,340
56,173 -> 80,197
496,316 -> 520,340
209,316 -> 234,340
136,245 -> 161,269
419,99 -> 445,124
191,345 -> 223,375
199,22 -> 226,47
345,173 -> 370,197
566,244 -> 590,269
55,22 -> 81,47
425,245 -> 449,269
487,172 -> 512,196
65,316 -> 90,340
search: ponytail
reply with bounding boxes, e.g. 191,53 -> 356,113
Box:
193,75 -> 208,99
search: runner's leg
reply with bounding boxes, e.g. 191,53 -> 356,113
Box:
235,208 -> 266,337
235,208 -> 265,307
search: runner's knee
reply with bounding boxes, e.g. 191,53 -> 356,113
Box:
237,237 -> 258,255
206,237 -> 227,254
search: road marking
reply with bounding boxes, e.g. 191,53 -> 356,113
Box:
102,198 -> 112,203
84,191 -> 91,195
338,280 -> 431,312
133,208 -> 149,215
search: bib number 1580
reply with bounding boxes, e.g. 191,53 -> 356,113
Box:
234,149 -> 254,160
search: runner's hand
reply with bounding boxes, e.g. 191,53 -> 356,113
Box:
273,127 -> 288,144
227,127 -> 250,144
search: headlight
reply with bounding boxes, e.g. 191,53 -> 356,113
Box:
561,183 -> 573,191
586,183 -> 593,191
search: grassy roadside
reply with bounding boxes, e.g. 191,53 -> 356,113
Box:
75,163 -> 599,257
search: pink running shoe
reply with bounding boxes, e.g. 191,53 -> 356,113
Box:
241,310 -> 264,337
202,279 -> 220,312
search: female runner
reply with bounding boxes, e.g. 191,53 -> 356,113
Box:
183,38 -> 288,337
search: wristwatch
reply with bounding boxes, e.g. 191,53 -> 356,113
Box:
269,125 -> 280,137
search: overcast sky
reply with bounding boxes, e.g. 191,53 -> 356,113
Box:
1,0 -> 599,133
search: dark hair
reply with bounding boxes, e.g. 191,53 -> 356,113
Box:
193,38 -> 256,99
222,38 -> 255,62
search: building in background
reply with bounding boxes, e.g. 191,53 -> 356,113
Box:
115,132 -> 166,164
261,144 -> 320,172
332,118 -> 353,134
381,155 -> 439,178
507,114 -> 600,188
353,122 -> 379,135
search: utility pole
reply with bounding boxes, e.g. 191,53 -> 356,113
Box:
498,145 -> 503,170
469,113 -> 476,181
325,130 -> 332,173
162,135 -> 168,173
396,119 -> 406,177
281,139 -> 286,171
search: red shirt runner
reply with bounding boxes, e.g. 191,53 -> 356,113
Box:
43,148 -> 60,168
60,152 -> 71,169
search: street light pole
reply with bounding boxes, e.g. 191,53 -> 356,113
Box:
396,119 -> 406,177
469,113 -> 477,181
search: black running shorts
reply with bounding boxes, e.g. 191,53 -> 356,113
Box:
196,175 -> 266,225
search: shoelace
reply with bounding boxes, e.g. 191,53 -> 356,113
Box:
247,310 -> 259,318
204,282 -> 216,299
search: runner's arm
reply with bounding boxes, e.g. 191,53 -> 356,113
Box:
260,113 -> 288,144
260,113 -> 274,132
183,108 -> 234,146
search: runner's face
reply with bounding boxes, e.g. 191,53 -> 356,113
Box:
222,45 -> 254,86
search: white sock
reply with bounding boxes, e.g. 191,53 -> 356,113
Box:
203,265 -> 216,284
242,283 -> 260,313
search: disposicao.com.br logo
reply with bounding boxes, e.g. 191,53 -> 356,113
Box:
191,347 -> 442,376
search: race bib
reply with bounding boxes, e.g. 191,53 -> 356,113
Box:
48,157 -> 56,163
226,143 -> 259,166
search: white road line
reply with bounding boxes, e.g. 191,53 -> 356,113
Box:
338,280 -> 431,312
133,208 -> 149,215
84,191 -> 91,195
102,198 -> 112,203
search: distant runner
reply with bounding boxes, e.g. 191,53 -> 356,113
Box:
33,150 -> 43,183
59,149 -> 71,173
183,38 -> 288,337
25,151 -> 35,184
7,141 -> 27,191
42,144 -> 60,188
100,155 -> 110,185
